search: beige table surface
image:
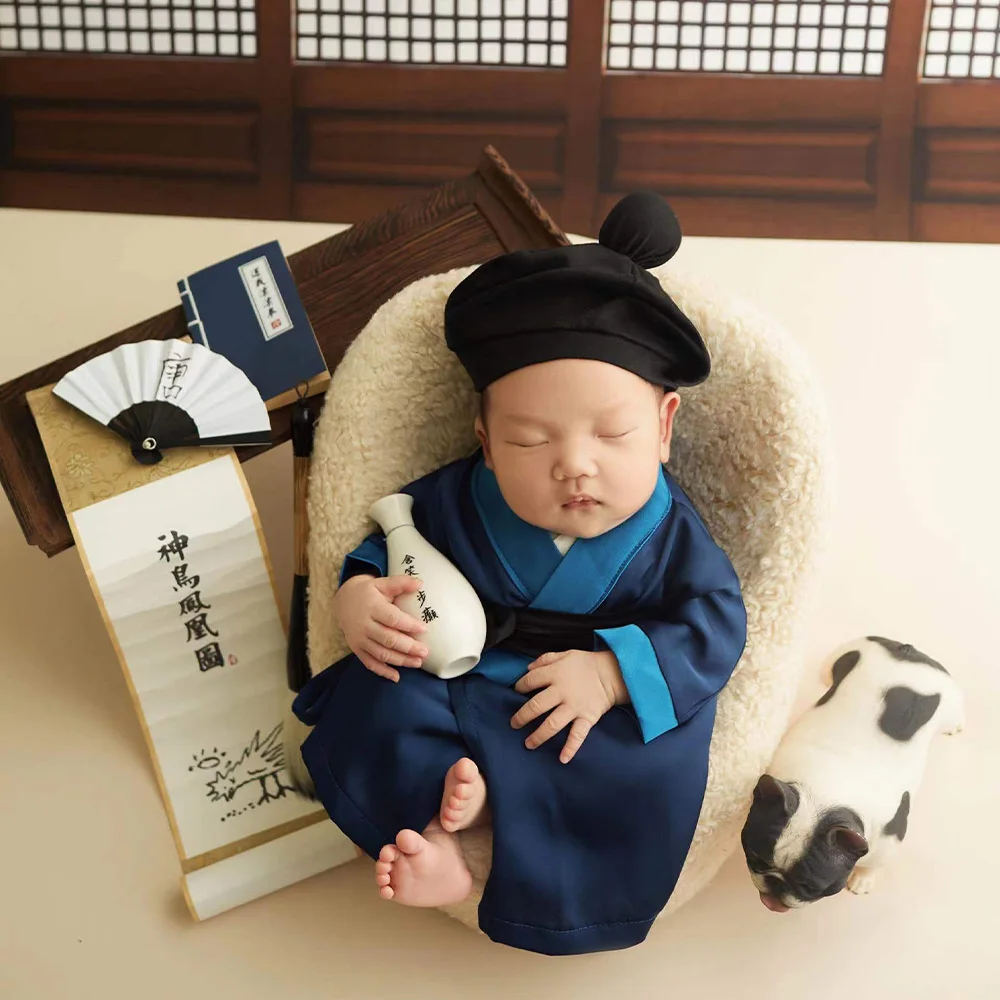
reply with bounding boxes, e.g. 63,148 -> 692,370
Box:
0,207 -> 996,1000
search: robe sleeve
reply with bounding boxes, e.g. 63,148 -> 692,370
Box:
338,532 -> 388,587
593,509 -> 747,744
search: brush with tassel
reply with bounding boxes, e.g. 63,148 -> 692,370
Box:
283,387 -> 319,798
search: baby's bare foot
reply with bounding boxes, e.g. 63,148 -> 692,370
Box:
440,757 -> 489,833
373,821 -> 472,907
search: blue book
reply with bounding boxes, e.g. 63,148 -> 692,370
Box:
178,241 -> 329,409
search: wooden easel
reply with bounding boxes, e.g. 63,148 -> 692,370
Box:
0,145 -> 569,560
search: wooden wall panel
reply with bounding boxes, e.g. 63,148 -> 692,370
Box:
296,64 -> 568,114
299,112 -> 565,191
918,83 -> 1000,130
7,104 -> 259,177
0,56 -> 257,103
914,83 -> 1000,240
0,169 -> 263,218
604,122 -> 878,198
598,72 -> 884,241
603,75 -> 882,124
913,201 -> 1000,242
917,130 -> 1000,201
0,54 -> 271,219
596,191 -> 878,241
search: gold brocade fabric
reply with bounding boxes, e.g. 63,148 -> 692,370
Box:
27,385 -> 230,515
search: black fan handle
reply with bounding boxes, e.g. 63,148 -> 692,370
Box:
132,437 -> 164,465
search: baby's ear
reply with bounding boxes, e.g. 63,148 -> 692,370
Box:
474,415 -> 494,470
659,391 -> 680,463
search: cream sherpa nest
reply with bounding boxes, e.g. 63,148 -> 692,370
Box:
302,241 -> 831,935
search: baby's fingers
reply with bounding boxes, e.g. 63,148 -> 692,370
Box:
527,650 -> 569,670
374,574 -> 426,605
510,687 -> 561,730
358,652 -> 401,683
525,705 -> 575,750
360,639 -> 425,674
372,594 -> 428,638
366,620 -> 429,661
514,665 -> 553,695
559,719 -> 593,764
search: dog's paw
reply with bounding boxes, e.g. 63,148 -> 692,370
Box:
846,867 -> 878,895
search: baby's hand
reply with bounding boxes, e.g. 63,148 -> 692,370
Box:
510,649 -> 628,763
335,574 -> 430,682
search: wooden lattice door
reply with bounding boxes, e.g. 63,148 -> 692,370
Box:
2,0 -> 1000,241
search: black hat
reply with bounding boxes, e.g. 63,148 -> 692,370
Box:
443,191 -> 710,393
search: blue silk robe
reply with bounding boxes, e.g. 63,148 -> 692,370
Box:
293,448 -> 747,955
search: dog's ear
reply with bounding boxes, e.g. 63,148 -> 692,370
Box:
753,774 -> 799,817
828,825 -> 869,860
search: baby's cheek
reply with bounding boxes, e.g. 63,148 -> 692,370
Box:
503,482 -> 548,522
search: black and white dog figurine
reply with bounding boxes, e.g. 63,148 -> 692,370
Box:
741,636 -> 964,912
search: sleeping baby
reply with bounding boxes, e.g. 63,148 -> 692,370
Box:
288,191 -> 748,956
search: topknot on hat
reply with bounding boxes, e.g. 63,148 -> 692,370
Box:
597,190 -> 683,269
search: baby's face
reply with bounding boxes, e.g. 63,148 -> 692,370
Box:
475,358 -> 679,539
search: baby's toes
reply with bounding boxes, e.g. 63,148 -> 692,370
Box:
454,783 -> 474,801
454,757 -> 478,783
375,855 -> 395,889
375,859 -> 392,887
379,884 -> 395,900
379,844 -> 399,864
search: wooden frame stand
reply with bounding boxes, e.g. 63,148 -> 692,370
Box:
0,145 -> 569,557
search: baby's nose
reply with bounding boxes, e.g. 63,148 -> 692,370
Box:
554,448 -> 596,480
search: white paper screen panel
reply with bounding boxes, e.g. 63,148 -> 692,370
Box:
606,0 -> 891,74
294,0 -> 569,66
0,0 -> 257,56
924,0 -> 1000,79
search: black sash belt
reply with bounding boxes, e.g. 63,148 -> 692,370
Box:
481,600 -> 644,659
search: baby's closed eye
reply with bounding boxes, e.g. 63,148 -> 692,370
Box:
507,428 -> 638,447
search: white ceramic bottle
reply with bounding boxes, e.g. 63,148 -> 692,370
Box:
368,492 -> 487,680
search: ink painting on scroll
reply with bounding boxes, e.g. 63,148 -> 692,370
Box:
72,453 -> 321,862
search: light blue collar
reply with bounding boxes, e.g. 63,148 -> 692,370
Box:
470,453 -> 671,613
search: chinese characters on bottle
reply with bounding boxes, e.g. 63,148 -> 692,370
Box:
401,553 -> 439,624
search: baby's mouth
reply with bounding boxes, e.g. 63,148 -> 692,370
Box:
563,495 -> 598,508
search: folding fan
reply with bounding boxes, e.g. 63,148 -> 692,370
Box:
52,339 -> 272,465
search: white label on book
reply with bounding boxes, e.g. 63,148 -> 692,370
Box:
238,255 -> 294,341
73,456 -> 320,859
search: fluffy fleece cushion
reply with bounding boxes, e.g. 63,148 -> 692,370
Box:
304,242 -> 831,934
